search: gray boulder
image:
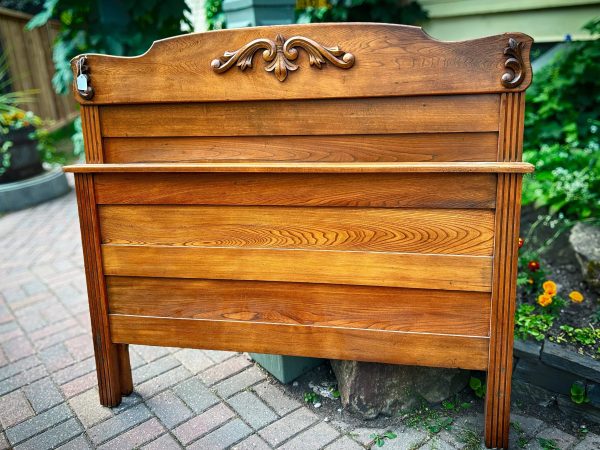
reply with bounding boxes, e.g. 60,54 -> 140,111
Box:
331,360 -> 469,419
569,222 -> 600,293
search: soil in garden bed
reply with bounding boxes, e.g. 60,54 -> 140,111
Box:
518,206 -> 599,358
274,361 -> 600,441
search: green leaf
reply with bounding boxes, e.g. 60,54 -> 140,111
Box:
26,0 -> 58,30
469,377 -> 482,390
441,400 -> 454,410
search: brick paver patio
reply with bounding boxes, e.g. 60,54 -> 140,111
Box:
1,185 -> 599,449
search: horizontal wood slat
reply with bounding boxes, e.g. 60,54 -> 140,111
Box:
99,205 -> 495,256
66,162 -> 533,174
107,276 -> 492,336
109,315 -> 490,370
93,173 -> 497,209
103,133 -> 499,163
99,96 -> 500,137
102,246 -> 493,292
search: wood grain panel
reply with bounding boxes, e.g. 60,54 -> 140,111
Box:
94,173 -> 497,209
103,133 -> 499,163
110,315 -> 489,370
71,23 -> 532,105
99,205 -> 495,256
102,246 -> 492,292
107,277 -> 491,336
99,96 -> 500,137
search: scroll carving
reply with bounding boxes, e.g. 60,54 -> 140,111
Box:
75,56 -> 94,100
211,34 -> 355,82
501,38 -> 525,89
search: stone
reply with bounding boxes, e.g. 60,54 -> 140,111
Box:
557,394 -> 600,424
173,377 -> 219,413
511,380 -> 557,407
541,341 -> 600,384
0,390 -> 34,428
513,339 -> 542,360
227,391 -> 278,430
252,381 -> 301,416
258,408 -> 318,447
512,357 -> 578,395
14,418 -> 83,450
331,361 -> 469,418
96,418 -> 165,450
146,390 -> 193,428
5,403 -> 72,446
531,426 -> 577,450
279,421 -> 339,450
569,222 -> 600,293
587,382 -> 600,407
214,365 -> 266,398
188,418 -> 252,450
172,403 -> 235,445
573,432 -> 600,450
325,436 -> 364,450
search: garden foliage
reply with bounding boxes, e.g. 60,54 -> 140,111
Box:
523,19 -> 600,220
296,0 -> 427,24
206,0 -> 225,30
25,0 -> 191,156
27,0 -> 191,95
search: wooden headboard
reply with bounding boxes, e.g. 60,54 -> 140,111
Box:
65,23 -> 533,449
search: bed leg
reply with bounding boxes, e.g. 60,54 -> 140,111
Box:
484,363 -> 514,449
117,344 -> 133,395
93,337 -> 122,407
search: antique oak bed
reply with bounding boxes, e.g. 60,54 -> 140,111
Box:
65,23 -> 533,448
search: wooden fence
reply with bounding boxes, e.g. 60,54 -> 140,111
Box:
0,7 -> 78,125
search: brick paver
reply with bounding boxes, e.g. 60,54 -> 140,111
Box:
0,185 -> 591,450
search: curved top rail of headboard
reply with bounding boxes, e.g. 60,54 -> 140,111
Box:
70,23 -> 533,105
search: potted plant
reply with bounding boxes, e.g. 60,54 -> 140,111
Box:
0,110 -> 45,183
0,55 -> 70,211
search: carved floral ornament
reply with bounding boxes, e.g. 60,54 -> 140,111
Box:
211,34 -> 355,82
501,37 -> 525,89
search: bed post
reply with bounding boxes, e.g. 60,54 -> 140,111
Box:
74,173 -> 124,406
485,91 -> 526,448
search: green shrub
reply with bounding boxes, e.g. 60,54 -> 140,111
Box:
523,19 -> 600,220
27,0 -> 191,95
206,0 -> 225,30
296,0 -> 427,24
26,0 -> 191,157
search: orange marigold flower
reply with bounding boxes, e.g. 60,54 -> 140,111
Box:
542,280 -> 557,297
538,294 -> 553,307
569,291 -> 584,303
527,278 -> 534,284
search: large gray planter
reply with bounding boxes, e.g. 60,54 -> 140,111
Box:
223,0 -> 296,28
250,353 -> 323,384
0,168 -> 70,212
